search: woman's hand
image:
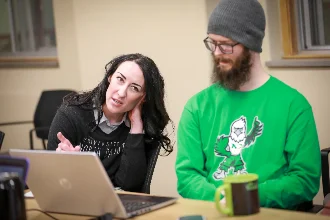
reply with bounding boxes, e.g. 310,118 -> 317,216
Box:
56,132 -> 80,152
128,95 -> 145,134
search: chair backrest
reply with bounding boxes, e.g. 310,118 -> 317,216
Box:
140,143 -> 161,194
321,147 -> 330,197
0,131 -> 5,150
33,90 -> 75,139
296,147 -> 330,213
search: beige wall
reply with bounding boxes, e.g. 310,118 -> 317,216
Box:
0,0 -> 329,205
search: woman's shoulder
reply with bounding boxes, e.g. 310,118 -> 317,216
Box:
58,102 -> 94,120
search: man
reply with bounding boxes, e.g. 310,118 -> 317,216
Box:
175,0 -> 321,209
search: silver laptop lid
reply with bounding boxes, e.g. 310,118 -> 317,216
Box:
9,149 -> 128,218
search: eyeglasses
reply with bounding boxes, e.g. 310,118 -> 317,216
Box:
203,37 -> 239,54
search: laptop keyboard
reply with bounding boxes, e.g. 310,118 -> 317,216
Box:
117,193 -> 176,215
121,200 -> 157,213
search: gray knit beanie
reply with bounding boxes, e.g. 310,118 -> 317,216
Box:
207,0 -> 266,53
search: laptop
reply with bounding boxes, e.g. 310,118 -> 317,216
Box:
9,149 -> 177,218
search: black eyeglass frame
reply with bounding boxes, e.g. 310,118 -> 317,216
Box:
203,37 -> 240,54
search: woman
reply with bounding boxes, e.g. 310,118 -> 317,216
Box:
47,53 -> 174,192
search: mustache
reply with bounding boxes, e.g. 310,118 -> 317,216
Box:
214,56 -> 233,65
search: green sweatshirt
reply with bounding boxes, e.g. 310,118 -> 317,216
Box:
175,76 -> 321,209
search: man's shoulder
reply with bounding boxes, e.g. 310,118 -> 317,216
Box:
270,76 -> 296,92
270,76 -> 311,108
186,83 -> 224,104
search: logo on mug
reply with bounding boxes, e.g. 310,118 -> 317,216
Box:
245,182 -> 258,191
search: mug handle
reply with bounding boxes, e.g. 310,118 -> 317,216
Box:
215,183 -> 233,216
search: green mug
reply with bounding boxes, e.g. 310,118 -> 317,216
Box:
214,174 -> 259,216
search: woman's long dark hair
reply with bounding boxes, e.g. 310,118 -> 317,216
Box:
64,53 -> 174,155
